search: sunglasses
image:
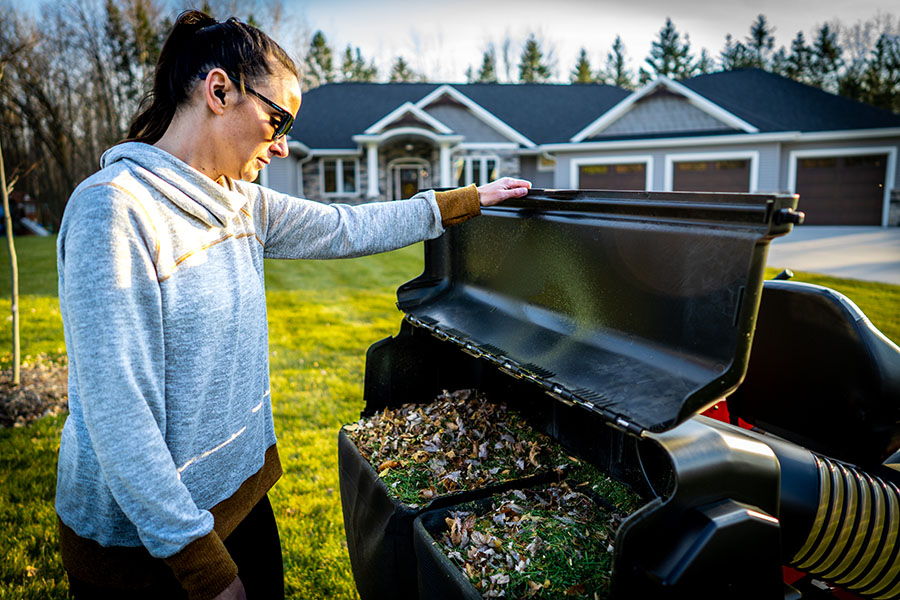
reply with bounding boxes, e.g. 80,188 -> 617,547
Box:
199,72 -> 295,141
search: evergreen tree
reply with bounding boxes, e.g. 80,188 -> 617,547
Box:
785,31 -> 814,82
770,46 -> 791,76
861,33 -> 900,112
518,33 -> 552,82
571,48 -> 593,83
695,48 -> 715,74
604,35 -> 633,89
746,14 -> 775,69
720,33 -> 753,70
305,31 -> 334,88
644,18 -> 694,79
390,56 -> 417,82
341,45 -> 377,82
476,46 -> 498,83
809,23 -> 843,91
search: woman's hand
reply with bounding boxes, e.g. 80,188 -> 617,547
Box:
213,576 -> 247,600
477,177 -> 532,207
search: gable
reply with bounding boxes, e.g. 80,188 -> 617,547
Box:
382,113 -> 444,133
424,101 -> 514,144
589,89 -> 737,140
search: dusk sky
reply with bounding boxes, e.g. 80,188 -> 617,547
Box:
14,0 -> 900,82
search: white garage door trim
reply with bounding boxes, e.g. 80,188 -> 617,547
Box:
787,146 -> 897,227
663,150 -> 760,192
571,155 -> 654,191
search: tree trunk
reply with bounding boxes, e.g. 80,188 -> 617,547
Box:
0,137 -> 20,386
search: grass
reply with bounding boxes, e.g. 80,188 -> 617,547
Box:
0,236 -> 424,599
0,236 -> 898,598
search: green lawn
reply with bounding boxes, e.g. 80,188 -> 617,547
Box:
0,236 -> 898,599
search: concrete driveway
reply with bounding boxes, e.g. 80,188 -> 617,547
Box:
766,226 -> 900,285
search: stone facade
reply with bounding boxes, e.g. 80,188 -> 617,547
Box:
297,143 -> 521,205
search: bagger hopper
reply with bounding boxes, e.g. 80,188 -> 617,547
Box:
339,189 -> 900,599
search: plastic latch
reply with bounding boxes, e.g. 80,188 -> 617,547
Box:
774,208 -> 805,225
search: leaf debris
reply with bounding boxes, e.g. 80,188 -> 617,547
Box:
345,389 -> 578,505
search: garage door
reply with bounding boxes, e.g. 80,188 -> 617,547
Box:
672,159 -> 750,192
795,155 -> 887,225
579,163 -> 646,190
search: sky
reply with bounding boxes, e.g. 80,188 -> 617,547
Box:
291,0 -> 898,81
14,0 -> 899,82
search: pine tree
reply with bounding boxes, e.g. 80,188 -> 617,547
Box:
861,33 -> 900,112
695,48 -> 715,74
604,35 -> 633,89
476,46 -> 498,83
645,18 -> 694,80
746,14 -> 775,69
720,33 -> 753,70
305,31 -> 334,88
809,23 -> 843,92
390,56 -> 417,82
341,45 -> 377,82
518,33 -> 551,83
571,48 -> 593,83
785,31 -> 813,82
770,46 -> 791,77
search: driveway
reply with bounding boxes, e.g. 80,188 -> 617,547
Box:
766,226 -> 900,285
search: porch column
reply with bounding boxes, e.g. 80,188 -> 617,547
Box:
440,142 -> 452,188
366,142 -> 380,198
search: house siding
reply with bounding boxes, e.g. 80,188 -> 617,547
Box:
520,156 -> 554,188
591,94 -> 735,138
424,104 -> 513,143
265,157 -> 295,196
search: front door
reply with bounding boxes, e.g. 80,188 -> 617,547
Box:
391,162 -> 430,200
398,167 -> 419,200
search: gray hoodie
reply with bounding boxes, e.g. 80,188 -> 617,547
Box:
55,142 -> 446,561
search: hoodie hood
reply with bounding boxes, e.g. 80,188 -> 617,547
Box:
100,142 -> 249,228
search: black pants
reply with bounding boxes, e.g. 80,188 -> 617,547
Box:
68,495 -> 284,599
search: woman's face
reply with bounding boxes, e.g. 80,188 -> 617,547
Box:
219,70 -> 302,183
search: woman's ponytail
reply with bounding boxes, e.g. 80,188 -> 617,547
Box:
124,10 -> 299,144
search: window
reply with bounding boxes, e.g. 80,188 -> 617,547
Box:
455,156 -> 499,186
320,158 -> 359,195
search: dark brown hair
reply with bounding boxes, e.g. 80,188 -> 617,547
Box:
125,10 -> 299,144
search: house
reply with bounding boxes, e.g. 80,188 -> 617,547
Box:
264,69 -> 900,226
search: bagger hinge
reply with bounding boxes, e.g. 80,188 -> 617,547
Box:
404,314 -> 646,438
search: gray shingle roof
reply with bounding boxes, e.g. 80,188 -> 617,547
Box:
292,82 -> 629,148
680,68 -> 900,132
290,70 -> 900,149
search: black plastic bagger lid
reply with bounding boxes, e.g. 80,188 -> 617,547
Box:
396,189 -> 800,435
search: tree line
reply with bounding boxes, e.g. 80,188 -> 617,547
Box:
0,0 -> 898,229
305,13 -> 899,114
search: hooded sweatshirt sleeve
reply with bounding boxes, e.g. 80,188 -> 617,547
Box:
253,185 -> 479,259
56,184 -> 237,598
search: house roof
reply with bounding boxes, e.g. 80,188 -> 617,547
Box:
292,82 -> 629,148
680,69 -> 900,132
290,70 -> 900,150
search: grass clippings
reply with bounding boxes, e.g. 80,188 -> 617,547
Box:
438,481 -> 635,599
344,389 -> 577,506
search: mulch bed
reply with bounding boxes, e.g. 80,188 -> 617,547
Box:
0,355 -> 68,428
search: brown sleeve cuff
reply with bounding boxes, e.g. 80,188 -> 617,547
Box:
434,184 -> 481,227
164,530 -> 238,600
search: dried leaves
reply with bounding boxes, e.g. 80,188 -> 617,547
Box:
438,483 -> 625,599
345,389 -> 576,506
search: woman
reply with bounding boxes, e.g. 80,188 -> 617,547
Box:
55,10 -> 530,600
